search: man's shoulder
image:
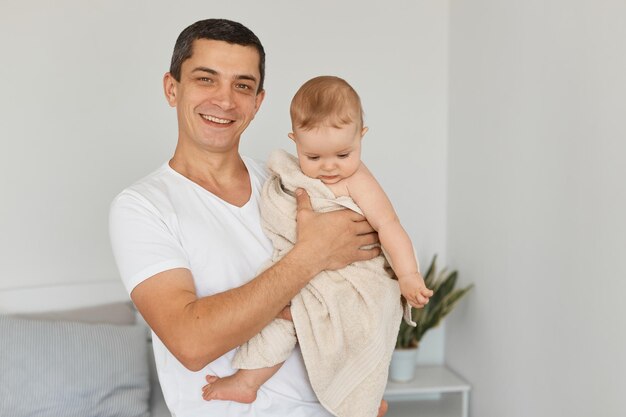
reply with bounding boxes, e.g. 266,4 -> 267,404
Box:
128,161 -> 174,190
111,162 -> 176,211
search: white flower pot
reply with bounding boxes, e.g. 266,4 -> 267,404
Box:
389,348 -> 418,382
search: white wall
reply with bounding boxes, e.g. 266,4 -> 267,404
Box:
6,1 -> 624,412
0,1 -> 448,361
446,1 -> 626,416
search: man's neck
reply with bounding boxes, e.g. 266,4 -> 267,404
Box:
169,144 -> 252,207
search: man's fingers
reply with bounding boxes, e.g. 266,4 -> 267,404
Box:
277,306 -> 293,322
354,246 -> 381,262
328,205 -> 367,222
295,188 -> 312,212
347,210 -> 367,222
353,219 -> 376,235
357,232 -> 379,247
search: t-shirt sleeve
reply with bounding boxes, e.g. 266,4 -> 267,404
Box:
109,190 -> 190,295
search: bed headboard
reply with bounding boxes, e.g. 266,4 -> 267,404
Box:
0,280 -> 129,314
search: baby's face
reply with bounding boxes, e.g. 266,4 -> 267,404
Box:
290,122 -> 366,184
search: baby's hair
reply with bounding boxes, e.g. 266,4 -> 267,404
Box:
290,76 -> 364,131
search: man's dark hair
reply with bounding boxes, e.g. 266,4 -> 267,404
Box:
169,19 -> 266,93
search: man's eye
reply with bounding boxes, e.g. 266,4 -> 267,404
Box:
337,153 -> 350,159
199,77 -> 213,83
236,83 -> 252,90
307,156 -> 320,161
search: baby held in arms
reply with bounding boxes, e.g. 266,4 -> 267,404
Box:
202,75 -> 433,410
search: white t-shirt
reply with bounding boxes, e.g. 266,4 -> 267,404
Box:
109,156 -> 332,417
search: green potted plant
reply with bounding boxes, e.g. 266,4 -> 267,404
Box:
389,254 -> 474,382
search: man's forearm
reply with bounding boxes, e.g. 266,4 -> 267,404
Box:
142,244 -> 321,371
190,246 -> 320,361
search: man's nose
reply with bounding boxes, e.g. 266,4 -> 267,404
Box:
211,85 -> 235,110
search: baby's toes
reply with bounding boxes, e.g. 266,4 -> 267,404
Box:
205,375 -> 219,384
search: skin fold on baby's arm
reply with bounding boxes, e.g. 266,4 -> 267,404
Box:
338,163 -> 433,308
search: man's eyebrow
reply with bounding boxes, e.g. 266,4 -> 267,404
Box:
191,66 -> 218,75
191,67 -> 258,85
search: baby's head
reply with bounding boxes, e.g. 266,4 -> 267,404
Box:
288,76 -> 368,184
290,75 -> 364,131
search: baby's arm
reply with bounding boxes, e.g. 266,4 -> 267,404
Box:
347,164 -> 433,308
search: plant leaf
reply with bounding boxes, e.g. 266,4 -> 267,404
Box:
395,254 -> 474,348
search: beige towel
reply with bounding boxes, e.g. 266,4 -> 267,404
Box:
233,149 -> 404,417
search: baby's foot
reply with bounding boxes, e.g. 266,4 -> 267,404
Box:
202,374 -> 259,404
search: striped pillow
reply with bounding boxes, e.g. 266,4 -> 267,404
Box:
0,315 -> 150,417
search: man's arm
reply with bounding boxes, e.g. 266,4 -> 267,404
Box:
131,189 -> 379,371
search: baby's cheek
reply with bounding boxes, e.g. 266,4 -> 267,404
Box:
300,163 -> 317,178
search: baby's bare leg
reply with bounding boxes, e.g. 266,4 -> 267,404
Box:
202,363 -> 283,404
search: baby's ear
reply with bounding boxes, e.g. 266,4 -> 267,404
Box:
288,132 -> 296,141
361,127 -> 369,138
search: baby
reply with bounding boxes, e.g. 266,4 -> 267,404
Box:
202,75 -> 433,408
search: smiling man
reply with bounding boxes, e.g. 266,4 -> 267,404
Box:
109,19 -> 382,417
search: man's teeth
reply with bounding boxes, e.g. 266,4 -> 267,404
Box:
201,114 -> 232,124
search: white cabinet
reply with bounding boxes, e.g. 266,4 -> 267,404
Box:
383,366 -> 470,417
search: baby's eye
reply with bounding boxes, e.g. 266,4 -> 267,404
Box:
307,156 -> 320,161
337,153 -> 350,159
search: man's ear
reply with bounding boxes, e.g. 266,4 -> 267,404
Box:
288,132 -> 296,142
361,126 -> 369,138
163,72 -> 177,107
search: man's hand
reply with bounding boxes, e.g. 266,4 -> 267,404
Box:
293,189 -> 380,272
276,305 -> 293,321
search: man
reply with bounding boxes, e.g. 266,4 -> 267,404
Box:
110,19 -> 386,416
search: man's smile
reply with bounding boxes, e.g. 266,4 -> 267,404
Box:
200,113 -> 234,125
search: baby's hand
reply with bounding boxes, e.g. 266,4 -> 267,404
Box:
398,272 -> 434,309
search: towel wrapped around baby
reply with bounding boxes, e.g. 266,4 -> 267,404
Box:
233,149 -> 406,417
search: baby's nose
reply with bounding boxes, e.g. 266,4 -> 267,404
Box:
321,160 -> 335,170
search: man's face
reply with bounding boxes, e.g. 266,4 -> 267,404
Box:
164,39 -> 265,153
290,122 -> 366,185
